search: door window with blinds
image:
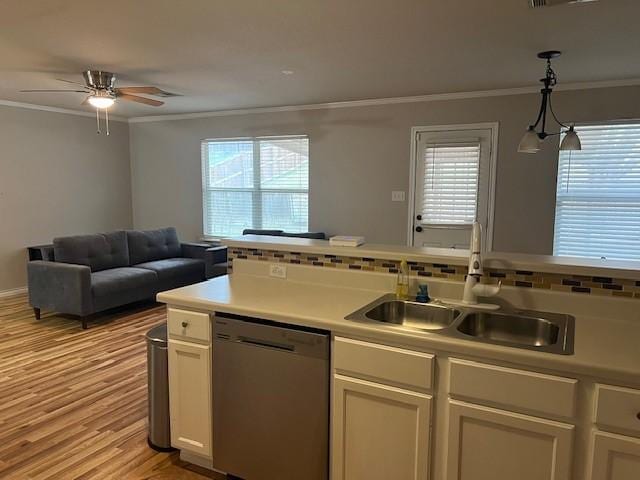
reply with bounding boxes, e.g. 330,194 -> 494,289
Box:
411,126 -> 495,250
201,136 -> 309,238
554,122 -> 640,260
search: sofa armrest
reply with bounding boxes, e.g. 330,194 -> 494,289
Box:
181,242 -> 212,260
205,246 -> 228,279
27,261 -> 93,316
205,246 -> 228,264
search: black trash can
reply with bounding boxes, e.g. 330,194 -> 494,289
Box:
146,324 -> 175,451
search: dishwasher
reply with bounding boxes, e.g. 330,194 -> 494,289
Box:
212,313 -> 329,480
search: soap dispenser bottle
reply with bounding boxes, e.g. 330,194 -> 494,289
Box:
395,259 -> 410,300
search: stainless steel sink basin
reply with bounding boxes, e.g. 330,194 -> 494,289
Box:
345,294 -> 461,332
457,312 -> 559,346
345,294 -> 575,355
447,309 -> 574,355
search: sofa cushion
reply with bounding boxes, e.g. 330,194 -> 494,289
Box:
242,229 -> 284,236
127,227 -> 181,265
280,232 -> 326,239
54,231 -> 129,272
91,267 -> 158,298
134,258 -> 204,281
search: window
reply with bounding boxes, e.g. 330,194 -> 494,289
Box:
421,142 -> 481,225
554,122 -> 640,260
201,136 -> 309,238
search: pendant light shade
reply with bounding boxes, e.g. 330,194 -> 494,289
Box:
519,51 -> 581,154
560,126 -> 582,151
518,127 -> 542,153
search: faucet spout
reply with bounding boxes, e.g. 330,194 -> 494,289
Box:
462,222 -> 499,306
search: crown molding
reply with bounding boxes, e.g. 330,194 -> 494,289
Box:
128,78 -> 640,124
0,99 -> 127,122
3,77 -> 640,124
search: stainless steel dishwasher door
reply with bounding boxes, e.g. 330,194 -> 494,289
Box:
212,314 -> 329,480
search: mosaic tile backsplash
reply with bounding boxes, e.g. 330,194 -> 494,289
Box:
228,248 -> 640,299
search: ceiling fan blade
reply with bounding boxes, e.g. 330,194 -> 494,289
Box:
56,78 -> 88,88
20,89 -> 88,93
116,86 -> 166,95
117,93 -> 164,106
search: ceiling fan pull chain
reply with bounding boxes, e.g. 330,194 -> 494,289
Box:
105,109 -> 110,136
96,109 -> 101,135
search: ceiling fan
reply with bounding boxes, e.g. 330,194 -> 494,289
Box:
21,70 -> 175,135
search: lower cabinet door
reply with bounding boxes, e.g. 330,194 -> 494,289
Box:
588,431 -> 640,480
167,339 -> 212,458
332,374 -> 432,480
446,400 -> 574,480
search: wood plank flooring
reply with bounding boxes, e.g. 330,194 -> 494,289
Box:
0,293 -> 223,480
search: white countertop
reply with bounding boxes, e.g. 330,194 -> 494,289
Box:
158,274 -> 640,386
223,235 -> 640,280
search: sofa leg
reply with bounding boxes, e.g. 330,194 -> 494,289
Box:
81,318 -> 88,330
33,308 -> 41,320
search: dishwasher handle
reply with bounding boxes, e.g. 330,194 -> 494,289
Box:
237,336 -> 296,352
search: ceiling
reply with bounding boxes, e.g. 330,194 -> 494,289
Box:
1,0 -> 639,118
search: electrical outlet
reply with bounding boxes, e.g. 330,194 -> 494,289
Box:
392,190 -> 406,202
269,264 -> 287,279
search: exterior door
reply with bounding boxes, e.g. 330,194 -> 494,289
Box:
588,431 -> 640,480
332,374 -> 432,480
167,339 -> 213,458
411,125 -> 495,250
445,399 -> 574,480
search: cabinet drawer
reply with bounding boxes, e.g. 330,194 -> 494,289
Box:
167,308 -> 211,342
595,384 -> 640,437
334,337 -> 434,390
449,358 -> 578,418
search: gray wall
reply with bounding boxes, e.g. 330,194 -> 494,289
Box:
129,85 -> 640,253
0,105 -> 132,291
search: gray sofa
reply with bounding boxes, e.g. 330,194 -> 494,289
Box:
28,227 -> 217,329
241,229 -> 326,239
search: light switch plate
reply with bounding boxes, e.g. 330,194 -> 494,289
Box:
392,191 -> 406,202
269,264 -> 287,279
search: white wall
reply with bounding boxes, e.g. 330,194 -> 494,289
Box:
129,85 -> 640,255
0,105 -> 132,291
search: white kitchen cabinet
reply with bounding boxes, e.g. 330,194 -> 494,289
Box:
445,399 -> 574,480
167,338 -> 212,458
588,430 -> 640,480
332,374 -> 432,480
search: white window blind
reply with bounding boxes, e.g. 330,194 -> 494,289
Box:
202,136 -> 309,237
421,142 -> 481,224
554,123 -> 640,260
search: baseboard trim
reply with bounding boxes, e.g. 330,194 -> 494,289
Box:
179,450 -> 215,471
0,287 -> 28,298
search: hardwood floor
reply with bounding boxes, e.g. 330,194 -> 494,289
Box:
0,293 -> 224,480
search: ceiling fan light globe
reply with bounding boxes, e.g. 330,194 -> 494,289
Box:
88,95 -> 115,109
560,128 -> 582,151
518,127 -> 542,153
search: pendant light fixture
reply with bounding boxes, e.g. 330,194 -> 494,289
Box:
518,51 -> 581,154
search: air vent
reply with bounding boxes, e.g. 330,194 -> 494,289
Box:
529,0 -> 598,7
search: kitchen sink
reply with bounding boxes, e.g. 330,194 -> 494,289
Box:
345,294 -> 461,332
454,310 -> 574,354
345,294 -> 575,355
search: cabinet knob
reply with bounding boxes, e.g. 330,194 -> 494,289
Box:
637,412 -> 640,421
181,321 -> 189,328
415,226 -> 423,233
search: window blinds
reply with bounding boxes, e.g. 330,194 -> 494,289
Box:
202,136 -> 309,237
554,123 -> 640,260
421,142 -> 481,225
